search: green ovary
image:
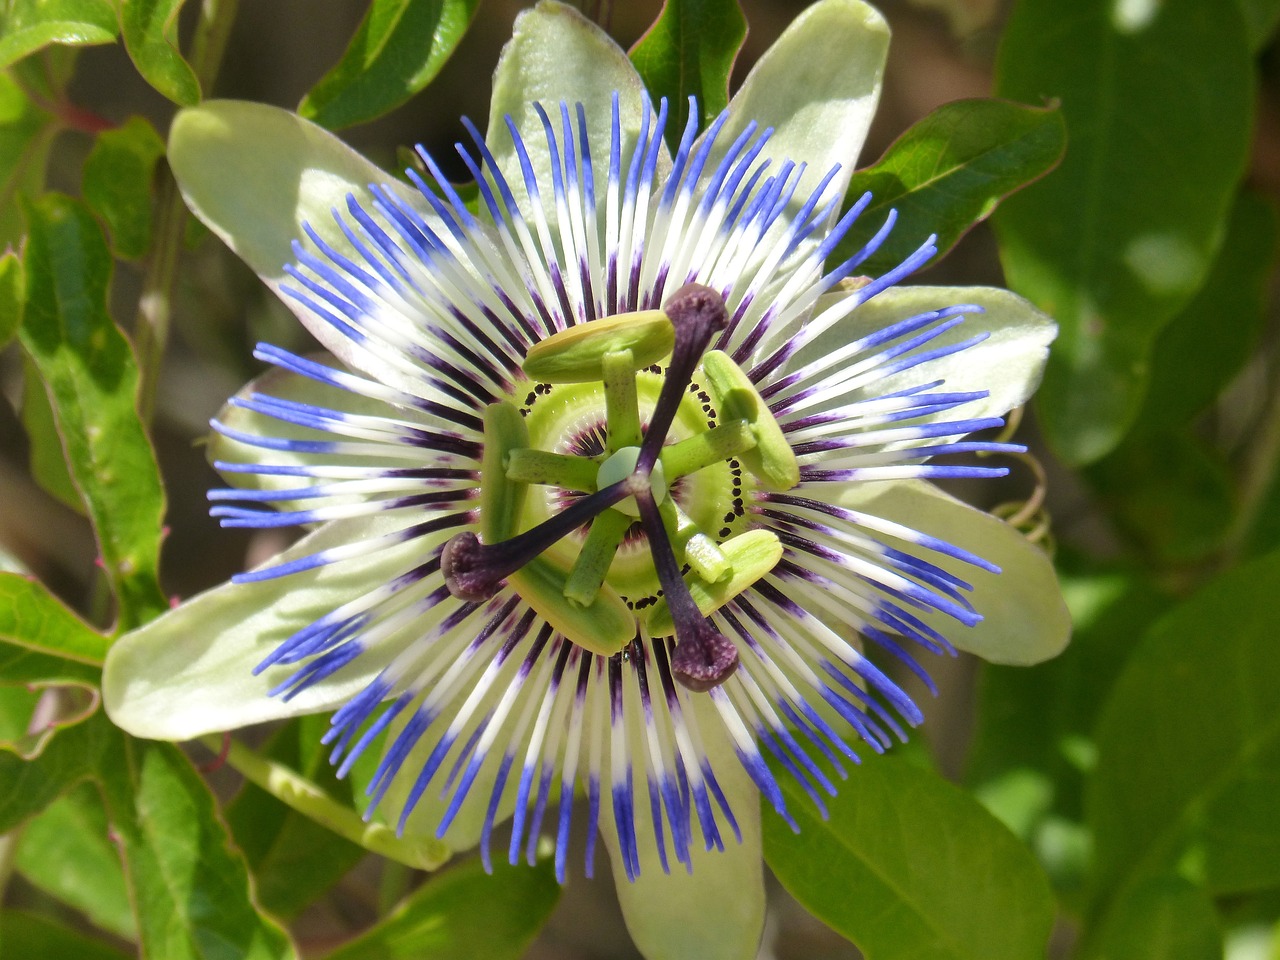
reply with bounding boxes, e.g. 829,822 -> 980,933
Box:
480,329 -> 787,655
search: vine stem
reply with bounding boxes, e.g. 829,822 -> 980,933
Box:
200,735 -> 451,870
135,0 -> 240,422
1220,352 -> 1280,566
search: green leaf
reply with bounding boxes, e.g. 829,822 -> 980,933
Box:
83,115 -> 167,259
0,680 -> 97,759
629,0 -> 747,141
837,98 -> 1066,278
93,730 -> 296,960
0,572 -> 109,664
1086,431 -> 1235,565
120,0 -> 201,106
0,709 -> 107,833
0,70 -> 55,246
1092,876 -> 1222,960
0,0 -> 118,70
1134,192 -> 1278,435
22,354 -> 84,512
0,910 -> 131,960
322,856 -> 561,960
19,194 -> 168,630
0,644 -> 101,686
0,249 -> 23,347
763,752 -> 1055,960
225,715 -> 367,920
14,782 -> 138,940
993,0 -> 1253,464
1088,550 -> 1280,913
299,0 -> 479,130
1235,0 -> 1280,49
966,565 -> 1170,891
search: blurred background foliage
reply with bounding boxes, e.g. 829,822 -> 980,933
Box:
1,0 -> 1279,958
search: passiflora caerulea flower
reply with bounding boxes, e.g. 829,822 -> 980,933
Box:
104,2 -> 1068,956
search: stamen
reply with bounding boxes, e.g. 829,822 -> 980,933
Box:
505,449 -> 598,490
603,349 -> 642,451
635,491 -> 739,692
636,283 -> 729,475
659,419 -> 757,479
521,310 -> 673,383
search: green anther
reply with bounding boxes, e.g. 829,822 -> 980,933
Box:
660,419 -> 757,479
510,558 -> 634,657
659,498 -> 731,583
563,509 -> 631,607
480,401 -> 530,543
506,448 -> 598,491
603,349 -> 642,451
644,529 -> 783,638
522,310 -> 675,383
701,350 -> 800,492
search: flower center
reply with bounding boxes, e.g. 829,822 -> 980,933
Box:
442,284 -> 799,690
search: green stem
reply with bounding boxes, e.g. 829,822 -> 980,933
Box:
505,448 -> 598,490
135,0 -> 240,422
604,349 -> 642,451
660,419 -> 756,478
563,508 -> 630,606
203,735 -> 450,870
1221,359 -> 1280,566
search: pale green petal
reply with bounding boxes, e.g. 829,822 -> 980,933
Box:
836,480 -> 1070,665
209,360 -> 422,508
486,1 -> 653,224
167,101 -> 426,392
103,514 -> 450,740
603,696 -> 766,960
795,285 -> 1057,421
708,0 -> 889,210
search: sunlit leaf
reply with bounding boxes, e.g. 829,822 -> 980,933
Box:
22,355 -> 84,512
121,0 -> 201,106
0,681 -> 97,759
1089,549 -> 1280,913
837,98 -> 1066,277
0,249 -> 22,347
0,0 -> 117,70
14,782 -> 137,940
0,910 -> 131,960
0,710 -> 107,833
0,71 -> 55,245
19,195 -> 168,630
994,0 -> 1253,464
0,645 -> 100,686
83,115 -> 167,259
298,0 -> 480,130
322,856 -> 561,960
0,572 -> 109,664
764,752 -> 1055,960
225,714 -> 366,920
95,733 -> 296,960
629,0 -> 747,140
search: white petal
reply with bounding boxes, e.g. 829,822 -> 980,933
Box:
167,100 -> 430,394
793,285 -> 1057,421
708,0 -> 889,211
835,480 -> 1070,665
603,695 -> 766,960
486,1 -> 652,223
103,514 -> 447,740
